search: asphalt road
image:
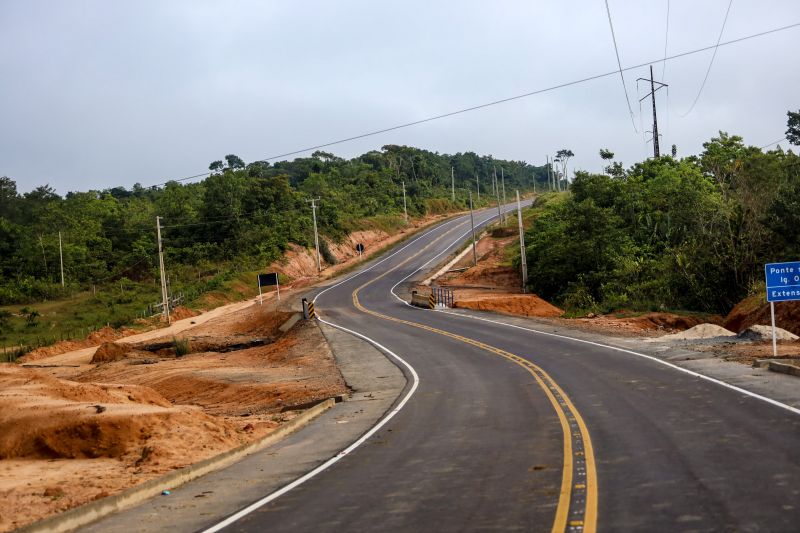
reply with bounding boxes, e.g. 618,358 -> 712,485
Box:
210,205 -> 800,533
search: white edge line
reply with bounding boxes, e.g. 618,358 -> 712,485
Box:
200,319 -> 420,533
203,204 -> 523,532
311,215 -> 465,305
438,310 -> 800,417
385,213 -> 800,418
389,204 -> 520,303
200,216 -> 470,533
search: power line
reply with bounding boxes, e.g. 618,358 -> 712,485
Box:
603,0 -> 639,132
677,0 -> 734,117
89,256 -> 153,284
760,137 -> 787,150
146,20 -> 799,189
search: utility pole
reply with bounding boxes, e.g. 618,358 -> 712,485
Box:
638,65 -> 668,158
58,231 -> 65,287
468,190 -> 478,266
402,181 -> 408,223
451,166 -> 455,202
476,175 -> 480,202
494,171 -> 503,223
546,155 -> 553,191
501,168 -> 507,218
156,216 -> 170,325
553,155 -> 561,192
516,190 -> 528,292
306,198 -> 322,272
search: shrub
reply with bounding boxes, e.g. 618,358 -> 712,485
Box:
173,337 -> 190,357
320,239 -> 338,265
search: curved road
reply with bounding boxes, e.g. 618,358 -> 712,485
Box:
209,206 -> 800,532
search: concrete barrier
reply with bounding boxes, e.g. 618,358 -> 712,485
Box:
410,291 -> 431,309
278,312 -> 302,333
768,360 -> 800,378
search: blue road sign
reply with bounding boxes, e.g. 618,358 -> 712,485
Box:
765,261 -> 800,302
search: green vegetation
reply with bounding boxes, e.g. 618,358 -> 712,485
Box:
521,120 -> 800,315
0,146 -> 545,352
173,337 -> 190,357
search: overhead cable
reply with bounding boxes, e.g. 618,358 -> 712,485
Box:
603,0 -> 639,132
677,0 -> 734,117
146,20 -> 799,189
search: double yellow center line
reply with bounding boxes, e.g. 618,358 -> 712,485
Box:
346,220 -> 598,532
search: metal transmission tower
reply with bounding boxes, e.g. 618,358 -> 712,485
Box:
638,65 -> 668,157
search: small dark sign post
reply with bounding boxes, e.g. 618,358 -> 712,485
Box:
257,272 -> 280,305
355,243 -> 365,256
764,261 -> 800,356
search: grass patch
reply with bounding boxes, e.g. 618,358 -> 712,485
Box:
173,337 -> 190,357
0,284 -> 160,353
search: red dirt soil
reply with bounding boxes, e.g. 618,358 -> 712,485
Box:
453,290 -> 563,318
435,233 -> 720,336
563,312 -> 722,338
0,304 -> 345,532
724,294 -> 800,335
19,307 -> 200,363
436,234 -> 562,318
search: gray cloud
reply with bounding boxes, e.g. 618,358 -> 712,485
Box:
1,0 -> 798,193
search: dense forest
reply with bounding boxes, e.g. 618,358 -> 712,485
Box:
522,116 -> 800,315
0,145 -> 546,305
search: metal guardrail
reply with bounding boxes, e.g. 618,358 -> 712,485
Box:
430,286 -> 454,309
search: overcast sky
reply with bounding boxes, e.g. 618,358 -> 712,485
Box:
1,0 -> 798,194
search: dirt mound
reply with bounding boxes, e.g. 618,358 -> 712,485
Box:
1,307 -> 346,531
657,323 -> 736,341
623,313 -> 714,331
86,326 -> 136,344
454,293 -> 563,318
20,326 -> 139,363
76,322 -> 345,418
182,307 -> 293,338
724,294 -> 800,335
92,342 -> 134,362
170,306 -> 199,321
446,265 -> 522,289
737,325 -> 799,341
0,366 -> 240,460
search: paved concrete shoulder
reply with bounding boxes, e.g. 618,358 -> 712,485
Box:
79,322 -> 406,533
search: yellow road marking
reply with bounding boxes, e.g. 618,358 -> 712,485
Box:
337,222 -> 598,533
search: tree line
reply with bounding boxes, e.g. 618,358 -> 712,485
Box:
522,112 -> 800,314
0,145 -> 546,304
